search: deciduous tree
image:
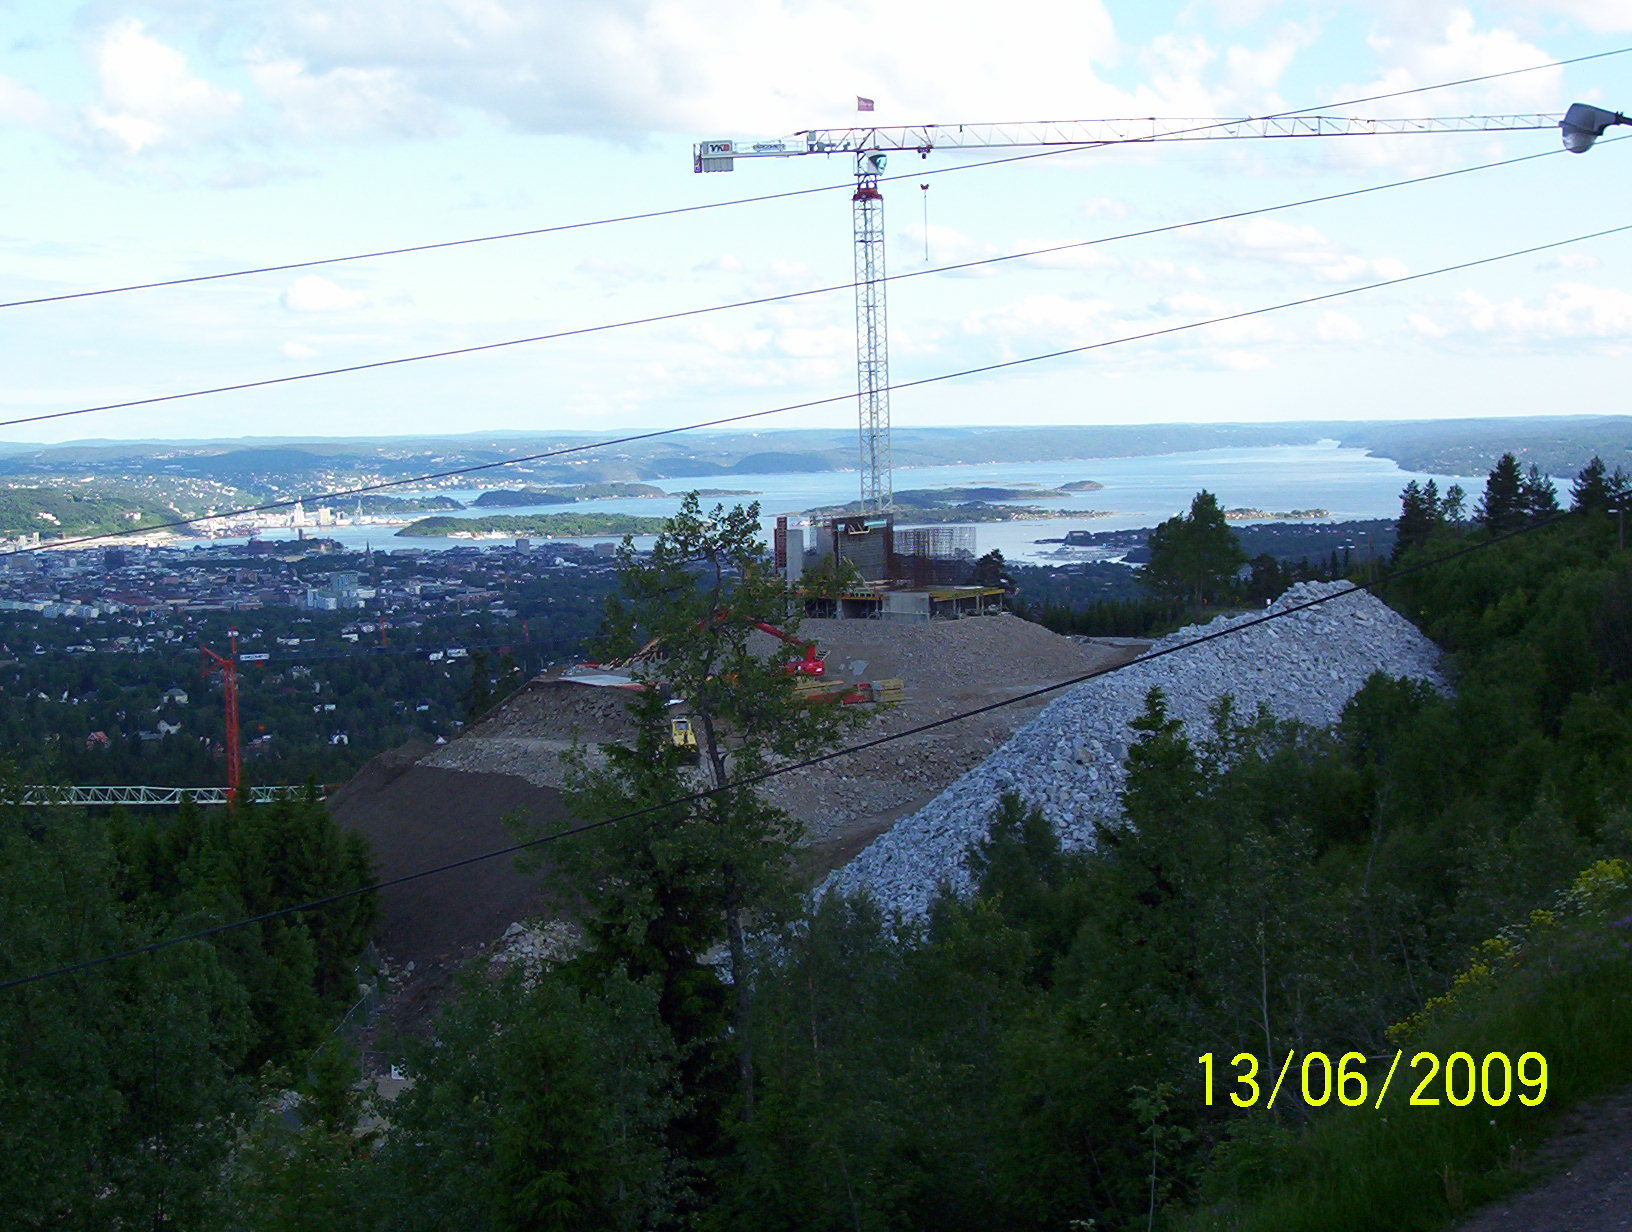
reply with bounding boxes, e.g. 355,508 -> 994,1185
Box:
549,494 -> 860,1125
1143,490 -> 1246,604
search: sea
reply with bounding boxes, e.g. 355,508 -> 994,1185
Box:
203,441 -> 1476,566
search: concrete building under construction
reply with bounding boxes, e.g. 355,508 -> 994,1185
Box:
775,514 -> 1004,621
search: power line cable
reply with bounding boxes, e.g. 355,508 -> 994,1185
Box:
0,506 -> 1575,993
889,46 -> 1630,178
5,135 -> 1610,433
3,218 -> 1625,558
4,45 -> 1621,313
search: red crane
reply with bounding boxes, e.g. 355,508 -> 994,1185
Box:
200,629 -> 240,805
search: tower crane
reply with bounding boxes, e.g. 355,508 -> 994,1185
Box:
201,629 -> 241,806
694,111 -> 1565,514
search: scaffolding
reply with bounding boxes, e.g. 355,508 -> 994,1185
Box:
893,525 -> 978,587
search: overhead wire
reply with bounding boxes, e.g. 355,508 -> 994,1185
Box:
3,217 -> 1627,559
2,44 -> 1623,312
5,135 -> 1618,433
0,504 -> 1579,994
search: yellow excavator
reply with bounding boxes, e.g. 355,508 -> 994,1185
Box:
669,716 -> 700,762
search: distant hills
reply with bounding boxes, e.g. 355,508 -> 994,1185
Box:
4,417 -> 1631,502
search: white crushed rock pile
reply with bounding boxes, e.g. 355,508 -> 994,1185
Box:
820,581 -> 1446,919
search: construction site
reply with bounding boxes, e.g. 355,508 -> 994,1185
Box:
327,611 -> 1148,992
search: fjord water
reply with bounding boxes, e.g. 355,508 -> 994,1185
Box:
254,442 -> 1475,564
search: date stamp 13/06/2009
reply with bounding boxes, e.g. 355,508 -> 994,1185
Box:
1198,1050 -> 1548,1111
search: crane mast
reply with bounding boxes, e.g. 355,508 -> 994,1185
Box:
693,111 -> 1563,515
852,151 -> 891,513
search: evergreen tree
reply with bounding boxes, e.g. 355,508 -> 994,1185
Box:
1520,463 -> 1561,523
1393,480 -> 1441,560
1475,452 -> 1526,535
1572,455 -> 1613,513
971,548 -> 1012,590
1441,483 -> 1467,525
1143,490 -> 1246,604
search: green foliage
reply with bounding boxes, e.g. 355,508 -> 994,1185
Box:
798,550 -> 866,611
1475,452 -> 1527,534
0,484 -> 174,538
1179,861 -> 1632,1232
373,969 -> 677,1232
1144,490 -> 1248,604
525,493 -> 862,1166
1393,479 -> 1465,561
971,548 -> 1012,589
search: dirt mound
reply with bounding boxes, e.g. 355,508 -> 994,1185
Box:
328,743 -> 570,969
334,614 -> 1141,980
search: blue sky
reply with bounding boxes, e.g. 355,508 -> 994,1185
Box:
2,0 -> 1630,445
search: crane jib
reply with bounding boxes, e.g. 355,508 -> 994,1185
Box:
693,113 -> 1563,169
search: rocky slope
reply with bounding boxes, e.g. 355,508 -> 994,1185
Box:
822,581 -> 1446,917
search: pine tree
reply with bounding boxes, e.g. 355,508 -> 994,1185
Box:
1476,452 -> 1526,535
1572,455 -> 1613,513
1441,483 -> 1467,525
1520,463 -> 1560,523
1393,480 -> 1440,560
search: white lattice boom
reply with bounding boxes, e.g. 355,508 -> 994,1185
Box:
11,785 -> 320,807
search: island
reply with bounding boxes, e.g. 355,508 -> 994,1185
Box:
397,513 -> 671,538
1223,507 -> 1330,520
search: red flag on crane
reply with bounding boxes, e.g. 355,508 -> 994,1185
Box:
857,96 -> 875,112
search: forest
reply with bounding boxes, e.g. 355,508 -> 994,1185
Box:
5,461 -> 1632,1229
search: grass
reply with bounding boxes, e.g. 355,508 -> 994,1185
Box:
1176,862 -> 1632,1232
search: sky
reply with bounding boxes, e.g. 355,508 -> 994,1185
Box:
2,0 -> 1631,447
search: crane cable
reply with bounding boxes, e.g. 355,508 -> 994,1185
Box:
1,135 -> 1623,433
2,44 -> 1624,312
2,218 -> 1627,558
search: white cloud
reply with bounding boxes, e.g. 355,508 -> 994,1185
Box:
1348,10 -> 1557,118
1408,311 -> 1448,338
249,58 -> 445,139
1131,258 -> 1209,285
1158,291 -> 1230,316
1199,217 -> 1407,283
1541,252 -> 1601,272
1210,349 -> 1271,370
961,293 -> 1117,349
81,19 -> 242,154
1497,0 -> 1632,32
693,254 -> 743,273
1015,244 -> 1120,274
1079,196 -> 1129,220
281,340 -> 321,358
1312,254 -> 1409,284
768,325 -> 849,359
0,74 -> 51,126
1314,310 -> 1364,341
256,0 -> 1266,139
1454,281 -> 1632,343
280,274 -> 368,312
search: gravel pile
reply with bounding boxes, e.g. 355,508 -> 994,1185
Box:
820,582 -> 1446,918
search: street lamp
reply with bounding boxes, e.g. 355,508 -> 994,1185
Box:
1561,102 -> 1629,152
